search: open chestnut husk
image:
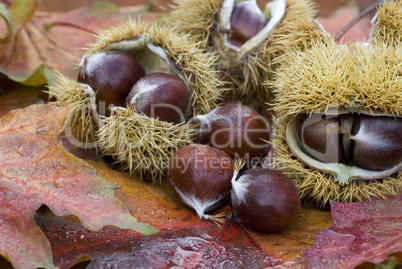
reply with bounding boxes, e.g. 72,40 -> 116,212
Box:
168,144 -> 235,223
293,113 -> 402,172
194,104 -> 270,161
269,2 -> 402,205
171,0 -> 319,105
124,72 -> 189,124
51,20 -> 227,182
231,165 -> 301,233
77,50 -> 146,116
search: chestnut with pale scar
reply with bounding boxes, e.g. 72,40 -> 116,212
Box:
125,72 -> 190,124
231,164 -> 301,233
77,51 -> 146,116
228,0 -> 268,46
289,113 -> 402,184
194,104 -> 270,160
168,144 -> 235,224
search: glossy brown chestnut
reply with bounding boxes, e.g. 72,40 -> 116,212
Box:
294,114 -> 345,163
351,115 -> 402,171
196,104 -> 270,160
168,144 -> 235,220
229,0 -> 268,45
125,72 -> 189,123
231,168 -> 301,233
77,51 -> 146,116
294,113 -> 402,171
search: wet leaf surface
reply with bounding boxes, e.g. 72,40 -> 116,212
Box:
304,195 -> 402,268
36,161 -> 333,268
0,104 -> 156,269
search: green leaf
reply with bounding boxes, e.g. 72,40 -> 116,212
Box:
10,0 -> 39,26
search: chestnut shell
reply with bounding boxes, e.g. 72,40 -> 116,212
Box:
168,144 -> 235,217
77,51 -> 146,116
125,72 -> 189,123
198,104 -> 270,159
294,114 -> 345,163
352,115 -> 402,171
231,169 -> 301,233
229,1 -> 268,45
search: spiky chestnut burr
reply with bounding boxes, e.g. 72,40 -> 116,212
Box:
77,51 -> 146,116
168,144 -> 235,224
170,0 -> 319,105
125,73 -> 189,124
51,20 -> 227,183
194,104 -> 270,160
269,2 -> 402,205
231,161 -> 301,233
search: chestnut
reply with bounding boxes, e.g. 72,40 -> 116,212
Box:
231,167 -> 301,233
168,144 -> 235,223
229,0 -> 268,46
125,72 -> 189,123
294,113 -> 402,171
195,104 -> 270,160
77,51 -> 146,116
351,115 -> 402,171
294,114 -> 346,163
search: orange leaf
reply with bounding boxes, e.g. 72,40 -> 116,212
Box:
0,104 -> 156,269
36,161 -> 333,268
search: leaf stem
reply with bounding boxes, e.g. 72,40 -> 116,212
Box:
334,0 -> 382,42
44,21 -> 97,35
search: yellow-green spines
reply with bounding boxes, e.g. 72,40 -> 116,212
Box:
265,16 -> 330,69
260,0 -> 321,70
272,41 -> 402,117
371,0 -> 402,47
171,0 -> 316,105
50,75 -> 98,146
170,0 -> 220,47
269,24 -> 402,204
98,107 -> 195,183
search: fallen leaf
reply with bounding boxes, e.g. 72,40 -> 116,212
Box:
0,0 -> 159,86
0,86 -> 43,117
317,6 -> 372,43
0,104 -> 156,269
34,160 -> 334,268
303,195 -> 402,269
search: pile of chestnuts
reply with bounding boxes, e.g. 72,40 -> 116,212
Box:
78,50 -> 190,123
52,0 -> 402,233
168,144 -> 301,232
52,20 -> 225,183
168,103 -> 301,232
